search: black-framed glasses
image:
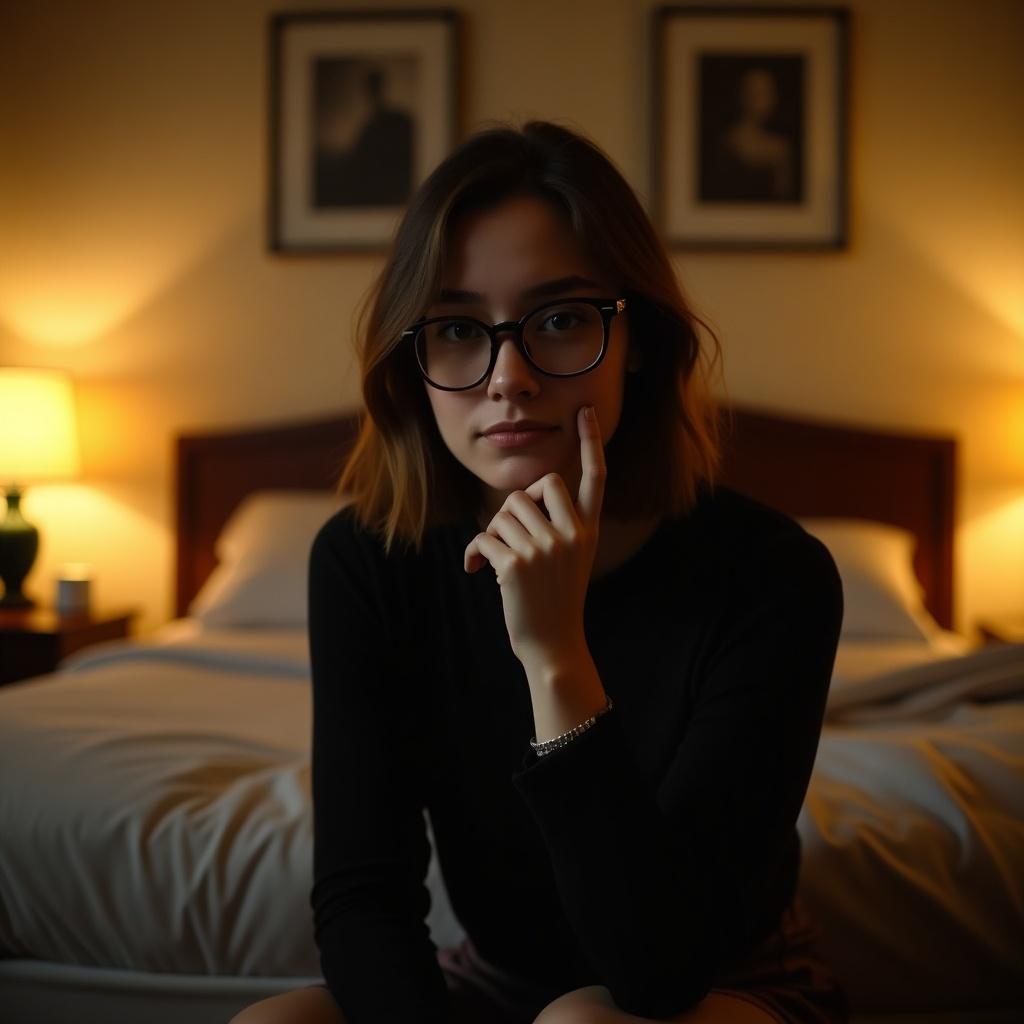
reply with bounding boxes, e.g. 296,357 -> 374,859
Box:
402,297 -> 627,392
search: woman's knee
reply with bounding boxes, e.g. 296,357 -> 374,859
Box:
228,985 -> 347,1024
533,985 -> 779,1023
533,985 -> 615,1023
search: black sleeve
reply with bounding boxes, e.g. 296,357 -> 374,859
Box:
307,512 -> 449,1023
510,529 -> 844,1018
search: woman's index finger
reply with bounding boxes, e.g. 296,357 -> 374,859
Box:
576,405 -> 606,524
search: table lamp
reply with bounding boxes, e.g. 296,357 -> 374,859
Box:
0,367 -> 81,607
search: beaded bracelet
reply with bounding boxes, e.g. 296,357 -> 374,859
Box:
529,696 -> 614,757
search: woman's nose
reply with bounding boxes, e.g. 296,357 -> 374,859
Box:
486,333 -> 540,399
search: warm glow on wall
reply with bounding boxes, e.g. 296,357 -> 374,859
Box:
20,482 -> 170,624
1011,386 -> 1024,480
962,490 -> 1024,612
874,193 -> 1024,380
1,293 -> 127,350
0,195 -> 249,353
940,255 -> 1024,350
0,251 -> 192,352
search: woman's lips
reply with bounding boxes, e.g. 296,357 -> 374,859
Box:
482,427 -> 558,448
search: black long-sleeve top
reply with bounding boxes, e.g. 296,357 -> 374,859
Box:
307,481 -> 844,1022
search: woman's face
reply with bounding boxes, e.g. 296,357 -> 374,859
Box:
421,194 -> 633,524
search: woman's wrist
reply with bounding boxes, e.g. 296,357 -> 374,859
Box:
521,643 -> 608,744
517,632 -> 590,686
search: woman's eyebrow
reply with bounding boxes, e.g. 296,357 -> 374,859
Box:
437,275 -> 603,305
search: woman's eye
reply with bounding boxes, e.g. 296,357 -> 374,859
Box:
542,312 -> 579,332
440,321 -> 482,342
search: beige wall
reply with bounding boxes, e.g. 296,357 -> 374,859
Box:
1,0 -> 1021,638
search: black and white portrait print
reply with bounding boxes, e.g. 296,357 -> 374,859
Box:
697,54 -> 805,204
312,54 -> 418,208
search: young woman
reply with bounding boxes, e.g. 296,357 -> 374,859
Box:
231,120 -> 847,1024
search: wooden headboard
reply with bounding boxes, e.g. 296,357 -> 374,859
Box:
174,415 -> 361,619
175,405 -> 956,629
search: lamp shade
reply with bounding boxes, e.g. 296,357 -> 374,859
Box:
0,368 -> 81,484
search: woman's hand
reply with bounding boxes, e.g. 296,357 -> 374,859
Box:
464,405 -> 606,675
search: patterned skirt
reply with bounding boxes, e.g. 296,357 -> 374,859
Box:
438,895 -> 849,1024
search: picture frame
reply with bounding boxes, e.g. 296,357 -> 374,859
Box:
652,5 -> 849,250
268,8 -> 461,253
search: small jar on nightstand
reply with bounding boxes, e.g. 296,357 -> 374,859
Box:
976,616 -> 1024,646
0,607 -> 138,686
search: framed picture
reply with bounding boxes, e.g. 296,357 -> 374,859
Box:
652,5 -> 849,249
268,9 -> 461,252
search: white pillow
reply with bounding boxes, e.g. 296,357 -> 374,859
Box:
189,490 -> 344,627
797,518 -> 943,642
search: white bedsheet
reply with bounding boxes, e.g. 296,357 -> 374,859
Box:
826,629 -> 971,713
0,623 -> 320,976
801,644 -> 1024,1009
1,622 -> 1021,1011
0,621 -> 462,979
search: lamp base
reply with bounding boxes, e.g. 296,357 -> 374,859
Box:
0,485 -> 39,608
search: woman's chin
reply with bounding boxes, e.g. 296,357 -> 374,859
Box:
480,458 -> 574,495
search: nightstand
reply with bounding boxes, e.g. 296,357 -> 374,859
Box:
976,616 -> 1024,646
0,607 -> 138,686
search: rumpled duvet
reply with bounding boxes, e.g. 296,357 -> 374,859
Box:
0,621 -> 1020,1011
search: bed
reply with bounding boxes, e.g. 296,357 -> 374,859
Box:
0,404 -> 1021,1024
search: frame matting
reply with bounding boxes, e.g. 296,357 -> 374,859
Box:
653,5 -> 849,249
267,8 -> 461,252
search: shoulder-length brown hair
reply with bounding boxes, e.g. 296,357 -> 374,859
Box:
336,119 -> 729,554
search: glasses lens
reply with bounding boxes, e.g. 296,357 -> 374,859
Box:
416,319 -> 492,389
524,302 -> 604,375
